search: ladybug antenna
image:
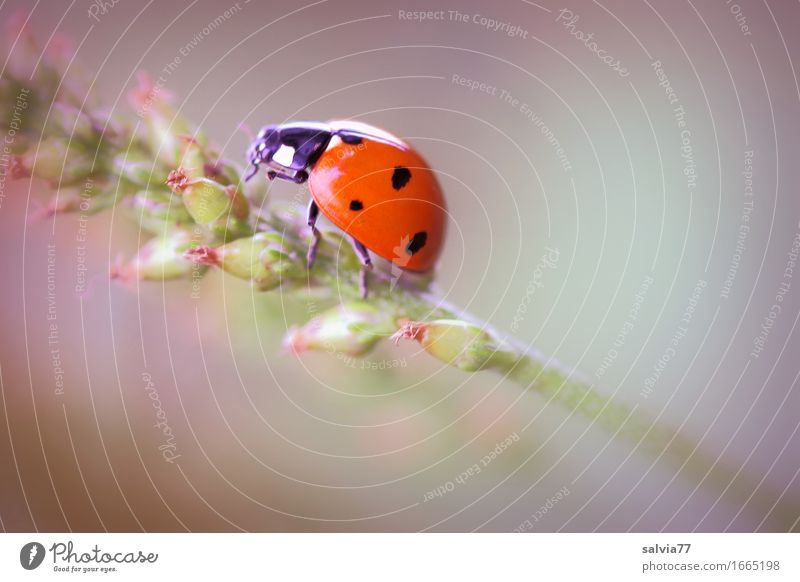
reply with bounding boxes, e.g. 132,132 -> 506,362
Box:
239,122 -> 261,181
244,162 -> 259,182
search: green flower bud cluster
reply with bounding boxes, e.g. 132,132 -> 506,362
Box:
0,19 -> 85,152
285,301 -> 395,356
167,168 -> 251,240
2,26 -> 258,283
112,227 -> 209,282
392,319 -> 518,372
183,231 -> 301,291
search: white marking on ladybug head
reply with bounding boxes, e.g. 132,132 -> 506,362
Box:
272,144 -> 296,167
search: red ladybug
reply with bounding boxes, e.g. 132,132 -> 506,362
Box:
245,121 -> 446,297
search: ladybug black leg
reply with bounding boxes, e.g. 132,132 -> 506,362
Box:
351,238 -> 372,299
306,199 -> 322,269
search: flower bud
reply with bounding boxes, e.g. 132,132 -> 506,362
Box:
0,79 -> 36,138
392,319 -> 515,372
29,190 -> 117,221
183,231 -> 298,291
15,137 -> 96,186
127,72 -> 195,166
114,158 -> 164,188
171,135 -> 211,181
111,228 -> 207,282
208,215 -> 253,242
3,13 -> 40,81
126,190 -> 193,234
202,158 -> 243,188
48,103 -> 99,145
167,171 -> 248,225
284,301 -> 394,356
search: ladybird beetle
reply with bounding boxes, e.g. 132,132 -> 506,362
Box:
245,121 -> 446,298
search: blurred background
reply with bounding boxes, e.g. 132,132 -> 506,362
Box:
1,0 -> 799,532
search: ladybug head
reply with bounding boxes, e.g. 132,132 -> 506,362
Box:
244,122 -> 333,183
244,125 -> 280,181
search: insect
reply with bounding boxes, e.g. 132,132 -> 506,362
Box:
245,121 -> 446,298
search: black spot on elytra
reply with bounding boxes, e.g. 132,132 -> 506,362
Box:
391,166 -> 412,190
349,199 -> 363,211
406,231 -> 427,255
340,133 -> 363,145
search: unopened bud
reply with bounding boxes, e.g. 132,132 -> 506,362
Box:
29,190 -> 117,221
127,189 -> 193,234
48,103 -> 99,145
114,158 -> 164,188
176,135 -> 206,173
284,301 -> 394,356
3,14 -> 40,81
16,137 -> 96,186
111,228 -> 207,282
167,171 -> 248,225
202,158 -> 243,188
208,215 -> 253,242
128,72 -> 194,165
183,231 -> 298,291
392,319 -> 515,372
